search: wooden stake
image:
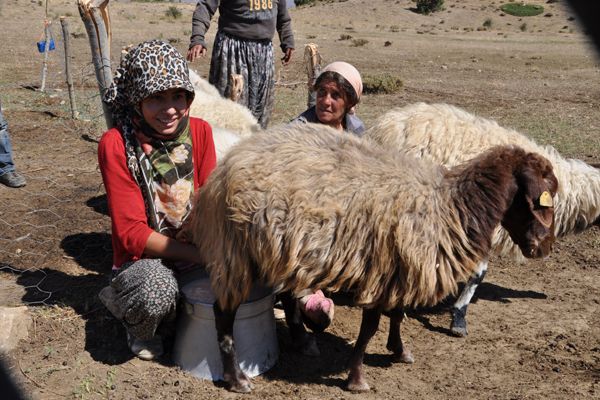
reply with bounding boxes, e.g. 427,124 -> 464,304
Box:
77,0 -> 113,129
60,17 -> 78,119
40,21 -> 51,92
304,43 -> 321,108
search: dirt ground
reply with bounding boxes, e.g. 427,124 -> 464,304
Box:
0,0 -> 599,399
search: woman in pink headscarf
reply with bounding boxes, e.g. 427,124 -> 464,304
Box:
293,61 -> 365,136
289,62 -> 365,333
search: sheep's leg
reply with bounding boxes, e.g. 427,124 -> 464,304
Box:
346,307 -> 382,392
385,307 -> 414,364
450,259 -> 488,337
213,303 -> 253,393
279,291 -> 320,356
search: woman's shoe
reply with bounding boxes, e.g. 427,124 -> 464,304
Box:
127,332 -> 163,361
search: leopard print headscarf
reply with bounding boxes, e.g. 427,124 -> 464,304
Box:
103,39 -> 195,128
103,40 -> 197,236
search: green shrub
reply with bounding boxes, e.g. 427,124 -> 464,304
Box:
351,38 -> 369,47
339,34 -> 353,41
415,0 -> 444,15
520,22 -> 528,31
362,74 -> 403,95
483,18 -> 492,28
500,3 -> 544,17
165,6 -> 182,19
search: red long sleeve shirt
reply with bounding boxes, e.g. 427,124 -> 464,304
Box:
98,117 -> 217,269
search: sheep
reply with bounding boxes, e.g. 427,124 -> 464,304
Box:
366,102 -> 600,336
183,122 -> 558,392
188,70 -> 260,158
210,126 -> 245,161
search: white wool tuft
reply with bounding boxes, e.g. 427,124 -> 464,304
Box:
188,69 -> 260,159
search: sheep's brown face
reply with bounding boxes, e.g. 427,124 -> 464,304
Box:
502,153 -> 558,259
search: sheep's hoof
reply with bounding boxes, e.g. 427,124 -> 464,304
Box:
299,334 -> 320,357
224,373 -> 254,393
451,325 -> 468,337
346,376 -> 370,392
450,308 -> 468,337
392,348 -> 414,364
228,378 -> 253,393
450,317 -> 468,337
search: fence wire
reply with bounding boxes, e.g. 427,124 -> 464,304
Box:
0,53 -> 111,309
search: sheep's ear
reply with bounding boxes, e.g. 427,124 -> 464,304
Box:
521,153 -> 556,229
531,207 -> 553,228
522,152 -> 558,196
526,190 -> 554,229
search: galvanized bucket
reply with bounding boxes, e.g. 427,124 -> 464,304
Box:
172,269 -> 279,381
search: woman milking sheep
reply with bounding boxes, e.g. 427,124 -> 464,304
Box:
97,40 -> 217,360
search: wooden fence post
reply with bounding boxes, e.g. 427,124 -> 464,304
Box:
304,43 -> 321,108
77,0 -> 113,129
40,21 -> 51,92
60,17 -> 78,119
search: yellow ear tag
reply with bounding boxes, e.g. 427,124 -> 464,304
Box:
538,191 -> 553,207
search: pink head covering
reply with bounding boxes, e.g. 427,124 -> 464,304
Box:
321,61 -> 363,100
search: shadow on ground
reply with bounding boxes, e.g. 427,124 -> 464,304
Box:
8,265 -> 133,364
407,281 -> 547,335
60,232 -> 112,274
263,322 -> 356,388
330,282 -> 546,338
85,194 -> 109,216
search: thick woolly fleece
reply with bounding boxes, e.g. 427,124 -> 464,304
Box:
184,123 -> 556,312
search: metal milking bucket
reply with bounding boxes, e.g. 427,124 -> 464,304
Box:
172,269 -> 279,380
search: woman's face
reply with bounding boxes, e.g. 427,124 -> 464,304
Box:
140,88 -> 190,138
315,80 -> 348,130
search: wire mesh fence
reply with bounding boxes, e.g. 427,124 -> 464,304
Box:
0,37 -> 111,309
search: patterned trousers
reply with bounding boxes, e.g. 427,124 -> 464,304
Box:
100,259 -> 179,340
209,31 -> 275,129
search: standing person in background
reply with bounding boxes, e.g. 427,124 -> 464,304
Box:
293,61 -> 365,136
187,0 -> 295,129
98,40 -> 216,360
0,99 -> 27,188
